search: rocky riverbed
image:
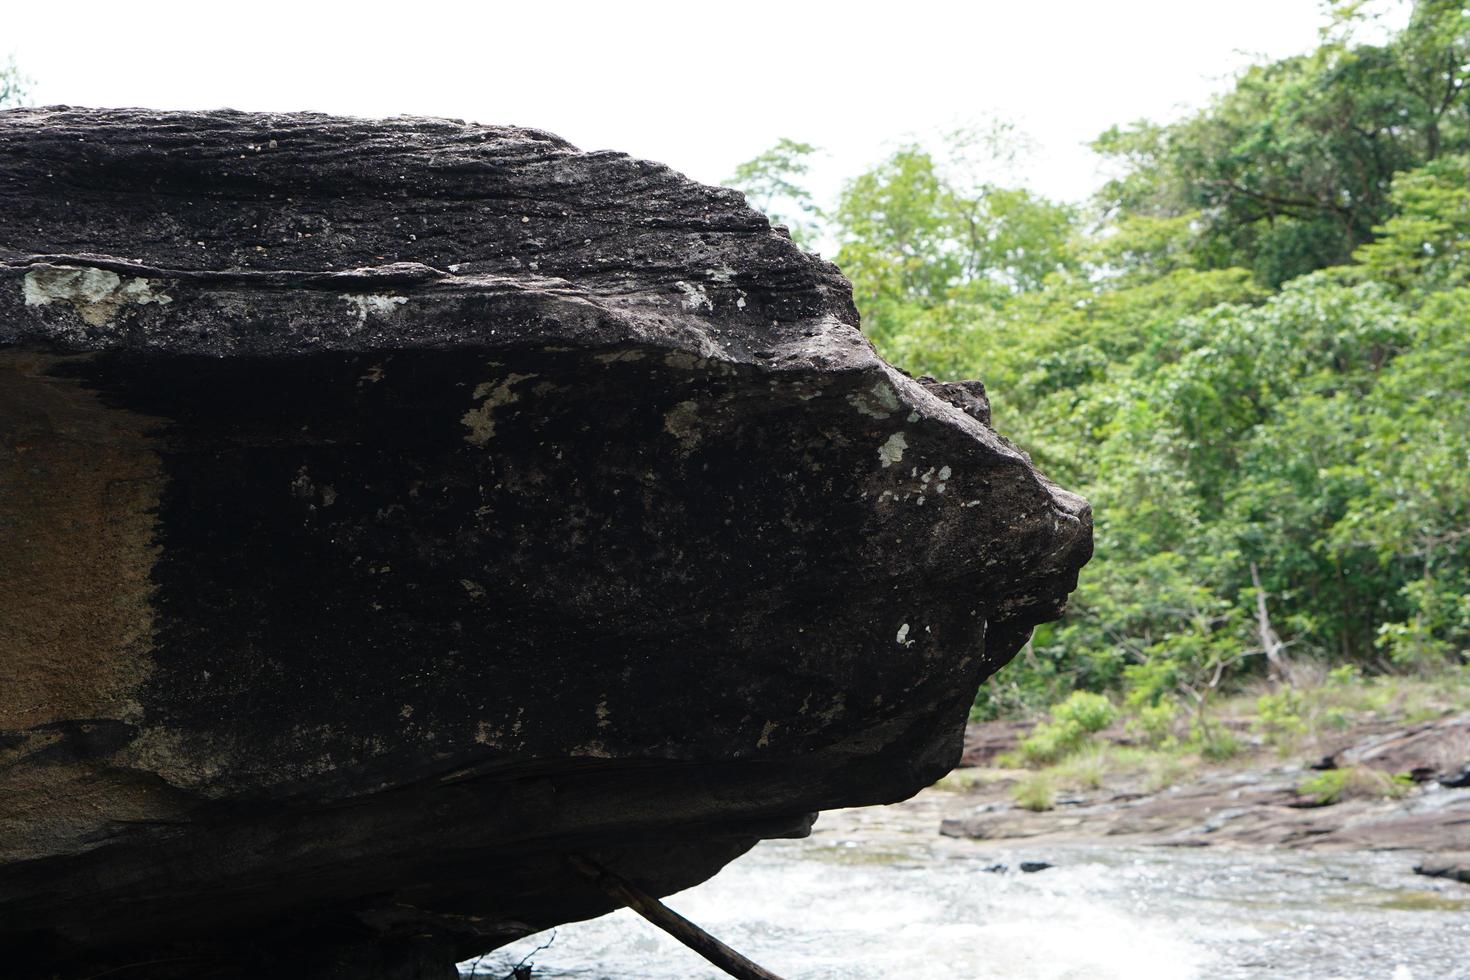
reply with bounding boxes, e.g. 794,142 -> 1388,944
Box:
942,712 -> 1470,860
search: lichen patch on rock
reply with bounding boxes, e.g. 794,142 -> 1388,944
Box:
23,266 -> 172,326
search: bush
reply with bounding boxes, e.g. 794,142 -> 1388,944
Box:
1298,766 -> 1413,805
1012,773 -> 1056,812
1253,688 -> 1308,749
1053,745 -> 1110,790
1196,729 -> 1242,761
1051,691 -> 1118,733
1129,700 -> 1180,746
1015,692 -> 1118,765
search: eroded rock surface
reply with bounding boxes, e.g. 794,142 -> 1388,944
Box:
0,108 -> 1091,979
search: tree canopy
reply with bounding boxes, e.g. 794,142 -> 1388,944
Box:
726,0 -> 1470,718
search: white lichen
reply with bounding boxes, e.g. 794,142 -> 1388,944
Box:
24,266 -> 172,326
878,432 -> 908,468
673,280 -> 711,311
849,381 -> 903,420
342,293 -> 408,323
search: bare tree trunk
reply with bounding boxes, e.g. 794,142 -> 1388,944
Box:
1251,561 -> 1292,685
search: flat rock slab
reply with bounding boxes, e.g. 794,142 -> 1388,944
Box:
1415,853 -> 1470,884
0,108 -> 1091,979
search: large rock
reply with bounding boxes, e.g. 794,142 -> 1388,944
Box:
0,108 -> 1091,978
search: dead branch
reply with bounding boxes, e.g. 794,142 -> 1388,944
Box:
568,854 -> 785,980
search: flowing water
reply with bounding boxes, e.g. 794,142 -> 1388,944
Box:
461,794 -> 1470,980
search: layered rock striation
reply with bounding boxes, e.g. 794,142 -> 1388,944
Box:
0,108 -> 1091,978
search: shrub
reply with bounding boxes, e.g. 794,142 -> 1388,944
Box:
1129,700 -> 1180,746
1054,745 -> 1110,790
1016,691 -> 1120,766
1052,691 -> 1118,733
1298,766 -> 1414,805
1254,688 -> 1308,749
1013,773 -> 1056,812
1016,722 -> 1082,766
1197,729 -> 1242,761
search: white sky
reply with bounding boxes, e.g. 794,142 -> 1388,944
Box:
5,1 -> 1406,207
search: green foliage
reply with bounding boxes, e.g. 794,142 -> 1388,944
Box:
1051,690 -> 1118,732
724,138 -> 823,248
828,131 -> 1077,346
1355,155 -> 1470,290
1014,691 -> 1118,766
733,2 -> 1470,725
1194,727 -> 1242,762
0,55 -> 28,109
1011,772 -> 1056,812
1254,689 -> 1309,749
1094,2 -> 1470,287
1298,766 -> 1414,805
1012,723 -> 1081,767
1128,700 -> 1180,747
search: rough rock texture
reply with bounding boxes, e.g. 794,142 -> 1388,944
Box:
0,108 -> 1091,979
940,714 -> 1470,853
1317,712 -> 1470,784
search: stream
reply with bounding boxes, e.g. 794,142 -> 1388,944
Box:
461,793 -> 1470,979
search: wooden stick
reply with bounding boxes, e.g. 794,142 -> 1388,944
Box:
568,854 -> 786,980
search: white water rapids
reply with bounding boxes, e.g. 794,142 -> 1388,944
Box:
462,793 -> 1470,979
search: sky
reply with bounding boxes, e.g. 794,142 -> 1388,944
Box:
4,1 -> 1406,208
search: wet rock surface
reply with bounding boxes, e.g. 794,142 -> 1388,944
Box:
1414,853 -> 1470,885
0,108 -> 1090,979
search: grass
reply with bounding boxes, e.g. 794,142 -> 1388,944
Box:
1143,753 -> 1194,793
931,768 -> 1013,793
1012,773 -> 1056,811
947,667 -> 1470,807
1230,665 -> 1470,757
1297,766 -> 1414,805
1007,742 -> 1203,798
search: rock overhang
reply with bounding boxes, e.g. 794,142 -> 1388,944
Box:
0,107 -> 1091,978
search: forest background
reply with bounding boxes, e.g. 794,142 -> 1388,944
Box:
723,1 -> 1470,746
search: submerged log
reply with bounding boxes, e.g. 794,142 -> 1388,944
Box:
0,107 -> 1091,979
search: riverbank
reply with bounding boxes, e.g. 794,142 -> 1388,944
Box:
933,680 -> 1470,883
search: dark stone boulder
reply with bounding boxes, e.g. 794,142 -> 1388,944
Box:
0,108 -> 1091,978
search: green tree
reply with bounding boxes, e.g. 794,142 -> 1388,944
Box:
1095,2 -> 1470,286
724,138 -> 823,248
1,55 -> 29,109
829,132 -> 1077,346
731,1 -> 1470,722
